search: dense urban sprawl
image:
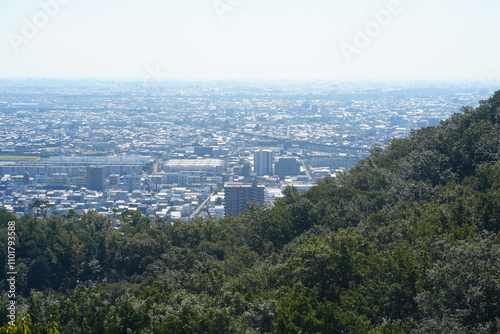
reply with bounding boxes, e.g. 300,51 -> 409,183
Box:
0,79 -> 492,221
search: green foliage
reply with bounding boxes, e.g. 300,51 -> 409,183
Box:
0,207 -> 17,225
1,92 -> 499,333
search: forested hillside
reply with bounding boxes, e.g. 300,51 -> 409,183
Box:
1,92 -> 500,333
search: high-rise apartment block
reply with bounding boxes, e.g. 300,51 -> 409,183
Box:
224,181 -> 265,217
275,157 -> 301,179
86,166 -> 105,191
254,150 -> 273,176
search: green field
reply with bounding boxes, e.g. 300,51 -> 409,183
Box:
0,156 -> 41,161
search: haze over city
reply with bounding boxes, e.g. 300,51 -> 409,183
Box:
1,0 -> 499,219
1,1 -> 500,332
1,0 -> 500,81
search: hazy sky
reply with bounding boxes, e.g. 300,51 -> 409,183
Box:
1,0 -> 499,81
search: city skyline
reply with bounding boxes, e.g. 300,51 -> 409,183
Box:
0,80 -> 492,219
1,0 -> 499,81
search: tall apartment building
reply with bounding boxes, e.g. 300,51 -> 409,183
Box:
224,181 -> 265,217
275,157 -> 301,179
254,150 -> 273,176
121,174 -> 142,192
86,166 -> 105,192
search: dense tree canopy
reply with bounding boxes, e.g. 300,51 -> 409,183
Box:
1,92 -> 500,333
